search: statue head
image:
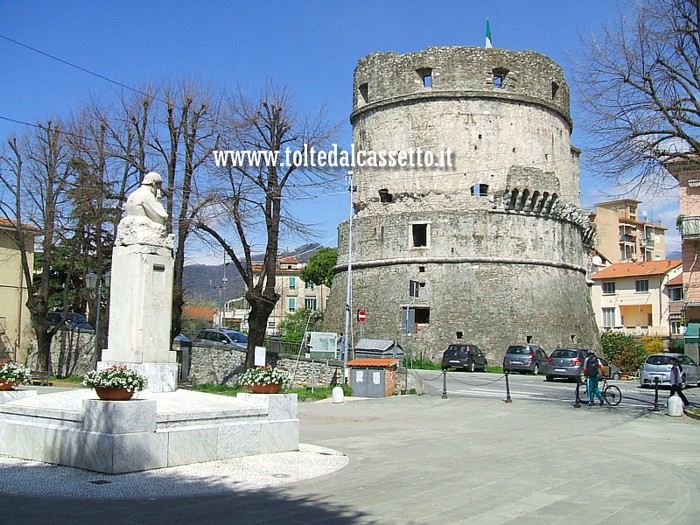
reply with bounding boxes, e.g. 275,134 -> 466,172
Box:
142,171 -> 163,187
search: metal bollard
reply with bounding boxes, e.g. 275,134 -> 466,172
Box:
574,377 -> 582,408
504,370 -> 512,403
652,376 -> 660,412
442,369 -> 448,399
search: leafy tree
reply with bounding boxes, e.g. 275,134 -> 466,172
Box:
300,247 -> 337,288
574,0 -> 700,192
601,331 -> 649,375
278,308 -> 323,343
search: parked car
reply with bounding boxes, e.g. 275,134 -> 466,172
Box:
502,345 -> 548,375
194,328 -> 248,349
640,353 -> 700,388
441,343 -> 488,372
47,311 -> 94,331
598,358 -> 622,380
545,348 -> 589,382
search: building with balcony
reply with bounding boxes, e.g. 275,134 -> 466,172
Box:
590,199 -> 666,263
665,157 -> 700,361
591,259 -> 682,342
252,256 -> 330,336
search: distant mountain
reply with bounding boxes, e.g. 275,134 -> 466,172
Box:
182,243 -> 325,304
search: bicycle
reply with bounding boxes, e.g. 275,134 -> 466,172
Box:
579,376 -> 622,406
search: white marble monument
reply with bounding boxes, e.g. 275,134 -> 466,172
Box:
101,172 -> 178,392
0,171 -> 299,474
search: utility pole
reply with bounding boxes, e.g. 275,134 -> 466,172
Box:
343,170 -> 354,383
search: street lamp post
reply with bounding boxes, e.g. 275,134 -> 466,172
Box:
343,170 -> 354,382
86,271 -> 111,370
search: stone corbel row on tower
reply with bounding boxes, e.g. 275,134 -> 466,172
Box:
495,187 -> 596,247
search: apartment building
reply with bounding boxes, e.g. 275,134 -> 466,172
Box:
664,157 -> 700,361
591,259 -> 682,340
591,199 -> 666,263
253,256 -> 330,336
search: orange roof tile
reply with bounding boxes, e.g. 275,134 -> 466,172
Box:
591,259 -> 682,280
666,274 -> 684,286
0,217 -> 41,233
347,358 -> 399,368
183,306 -> 216,321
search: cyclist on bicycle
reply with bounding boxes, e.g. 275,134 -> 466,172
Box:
583,349 -> 606,406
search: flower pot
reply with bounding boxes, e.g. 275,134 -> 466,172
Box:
0,380 -> 19,391
94,387 -> 135,401
250,383 -> 282,394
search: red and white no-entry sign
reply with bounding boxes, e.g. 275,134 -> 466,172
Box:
357,309 -> 366,322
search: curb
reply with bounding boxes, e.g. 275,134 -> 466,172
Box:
683,408 -> 700,421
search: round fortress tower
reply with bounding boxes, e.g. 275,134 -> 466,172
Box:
325,47 -> 599,361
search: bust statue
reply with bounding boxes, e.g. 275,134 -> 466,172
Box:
115,172 -> 174,249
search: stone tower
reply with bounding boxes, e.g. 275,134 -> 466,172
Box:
325,47 -> 599,362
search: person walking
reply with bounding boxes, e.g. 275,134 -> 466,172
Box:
669,356 -> 689,408
583,349 -> 605,406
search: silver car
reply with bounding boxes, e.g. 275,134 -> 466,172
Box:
640,353 -> 700,388
545,348 -> 588,382
194,328 -> 248,350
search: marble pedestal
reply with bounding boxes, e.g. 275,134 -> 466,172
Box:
0,390 -> 299,474
102,245 -> 177,392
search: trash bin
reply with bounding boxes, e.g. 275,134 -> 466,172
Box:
347,358 -> 399,398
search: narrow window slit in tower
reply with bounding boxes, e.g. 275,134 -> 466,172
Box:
359,83 -> 369,104
417,68 -> 432,88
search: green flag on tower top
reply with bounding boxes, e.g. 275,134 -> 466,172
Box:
485,19 -> 493,48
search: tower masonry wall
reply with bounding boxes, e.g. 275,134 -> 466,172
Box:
324,47 -> 599,362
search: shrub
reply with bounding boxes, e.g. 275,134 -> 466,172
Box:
640,335 -> 664,355
601,331 -> 648,375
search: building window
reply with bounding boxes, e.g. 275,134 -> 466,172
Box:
411,223 -> 429,248
358,83 -> 369,104
492,68 -> 509,89
267,321 -> 276,331
400,306 -> 431,334
602,307 -> 615,328
305,298 -> 317,311
414,307 -> 430,323
602,282 -> 615,294
671,319 -> 682,335
470,183 -> 489,197
669,286 -> 683,301
305,281 -> 315,290
289,277 -> 296,290
551,81 -> 559,99
635,279 -> 649,293
288,297 -> 296,311
417,68 -> 432,88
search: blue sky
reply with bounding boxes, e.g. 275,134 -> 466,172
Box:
0,0 -> 680,262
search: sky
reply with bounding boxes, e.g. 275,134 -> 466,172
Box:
0,0 -> 681,263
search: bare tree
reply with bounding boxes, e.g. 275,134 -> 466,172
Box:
0,121 -> 73,371
574,0 -> 700,192
197,84 -> 339,369
150,81 -> 221,342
